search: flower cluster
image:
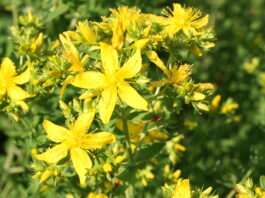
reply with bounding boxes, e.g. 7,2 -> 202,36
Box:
1,3 -> 219,197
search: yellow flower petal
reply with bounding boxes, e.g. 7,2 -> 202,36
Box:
59,33 -> 79,62
0,88 -> 6,98
70,148 -> 92,185
80,132 -> 116,150
78,21 -> 96,44
81,55 -> 90,66
103,163 -> 112,173
150,80 -> 169,87
118,81 -> 148,111
111,20 -> 124,50
146,51 -> 170,77
71,71 -> 106,89
43,120 -> 71,143
60,75 -> 74,98
69,62 -> 83,72
116,119 -> 143,138
116,48 -> 142,79
31,32 -> 44,53
88,193 -> 108,198
14,100 -> 29,111
192,14 -> 209,28
13,66 -> 30,85
37,143 -> 69,164
100,42 -> 118,75
132,39 -> 149,49
148,130 -> 168,140
7,85 -> 35,101
98,87 -> 118,123
72,109 -> 96,137
173,179 -> 191,198
40,169 -> 53,184
0,57 -> 16,77
79,91 -> 97,100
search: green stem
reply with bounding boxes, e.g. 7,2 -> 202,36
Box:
226,168 -> 253,198
120,106 -> 134,165
20,117 -> 35,146
11,0 -> 18,26
134,122 -> 149,161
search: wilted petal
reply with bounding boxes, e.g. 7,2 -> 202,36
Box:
72,109 -> 96,137
0,57 -> 16,78
13,66 -> 30,85
116,48 -> 142,79
71,71 -> 106,89
118,81 -> 148,111
37,143 -> 69,164
70,148 -> 92,185
150,80 -> 169,87
7,85 -> 35,101
98,87 -> 118,124
43,120 -> 71,142
100,42 -> 118,75
80,132 -> 116,150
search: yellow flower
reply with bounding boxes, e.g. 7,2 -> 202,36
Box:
221,98 -> 239,114
211,94 -> 222,111
87,193 -> 108,198
36,109 -> 116,185
30,32 -> 44,53
114,155 -> 125,164
103,163 -> 112,173
146,51 -> 191,87
107,6 -> 142,49
191,91 -> 206,101
0,57 -> 34,109
109,6 -> 142,32
172,179 -> 191,198
59,32 -> 90,98
71,42 -> 148,123
116,120 -> 168,143
197,102 -> 210,112
59,32 -> 89,72
162,3 -> 209,37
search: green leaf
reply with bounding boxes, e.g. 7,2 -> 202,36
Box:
135,142 -> 165,162
259,175 -> 265,190
45,3 -> 69,22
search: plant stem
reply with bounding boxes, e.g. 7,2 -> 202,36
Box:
20,117 -> 35,146
226,168 -> 253,198
11,0 -> 18,26
120,106 -> 134,165
134,122 -> 149,161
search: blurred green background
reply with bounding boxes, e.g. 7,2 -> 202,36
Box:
0,0 -> 265,197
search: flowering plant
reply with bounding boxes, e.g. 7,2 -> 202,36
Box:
0,1 -> 264,198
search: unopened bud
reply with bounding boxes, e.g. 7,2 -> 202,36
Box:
192,92 -> 206,101
40,169 -> 53,183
